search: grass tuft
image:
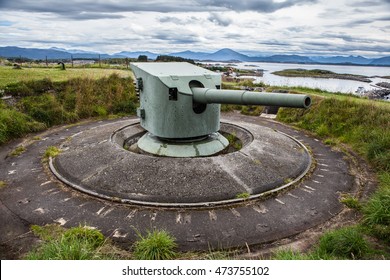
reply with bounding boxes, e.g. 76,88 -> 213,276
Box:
0,181 -> 6,189
133,229 -> 177,260
9,146 -> 26,156
316,227 -> 369,259
340,194 -> 362,210
44,146 -> 61,159
31,224 -> 65,241
236,192 -> 250,199
26,225 -> 110,260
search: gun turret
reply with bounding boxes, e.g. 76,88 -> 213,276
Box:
130,62 -> 311,157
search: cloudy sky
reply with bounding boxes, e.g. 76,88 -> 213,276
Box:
0,0 -> 389,57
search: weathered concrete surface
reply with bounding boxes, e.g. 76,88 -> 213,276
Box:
0,114 -> 356,257
52,120 -> 310,205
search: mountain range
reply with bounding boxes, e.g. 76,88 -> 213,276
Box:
1,46 -> 389,66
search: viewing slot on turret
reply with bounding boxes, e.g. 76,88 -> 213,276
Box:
130,62 -> 311,157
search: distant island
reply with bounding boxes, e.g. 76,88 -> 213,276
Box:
272,69 -> 373,82
1,46 -> 390,66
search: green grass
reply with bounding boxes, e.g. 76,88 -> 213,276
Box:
9,145 -> 26,156
0,66 -> 131,89
44,146 -> 61,159
0,181 -> 6,189
275,227 -> 371,260
236,192 -> 250,199
225,132 -> 243,150
26,225 -> 110,260
316,227 -> 369,259
278,96 -> 390,171
133,229 -> 177,260
26,224 -> 134,260
362,172 -> 390,243
273,249 -> 336,260
340,194 -> 362,210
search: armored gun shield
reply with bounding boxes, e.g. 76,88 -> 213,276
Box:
131,62 -> 222,139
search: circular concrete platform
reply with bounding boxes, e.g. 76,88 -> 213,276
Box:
50,120 -> 311,207
0,114 -> 355,252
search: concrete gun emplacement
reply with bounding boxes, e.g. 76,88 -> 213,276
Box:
130,62 -> 311,157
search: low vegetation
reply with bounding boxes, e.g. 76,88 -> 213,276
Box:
0,100 -> 46,144
0,72 -> 137,145
9,145 -> 26,157
0,181 -> 6,189
235,192 -> 250,199
27,224 -> 179,260
44,146 -> 61,159
276,89 -> 390,259
133,229 -> 178,260
0,66 -> 131,89
26,225 -> 122,260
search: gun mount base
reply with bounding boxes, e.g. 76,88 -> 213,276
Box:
136,132 -> 229,157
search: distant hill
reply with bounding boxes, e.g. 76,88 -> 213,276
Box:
0,46 -> 123,60
168,50 -> 209,60
310,55 -> 373,65
201,48 -> 250,61
370,56 -> 390,66
0,46 -> 389,66
259,55 -> 315,63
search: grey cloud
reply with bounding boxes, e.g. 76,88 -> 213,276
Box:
0,0 -> 319,15
0,0 -> 210,14
222,32 -> 246,39
323,33 -> 373,43
347,0 -> 389,7
159,16 -> 201,25
345,15 -> 390,26
302,41 -> 390,55
260,40 -> 291,46
377,15 -> 390,21
152,31 -> 200,44
196,0 -> 319,12
208,13 -> 232,26
348,19 -> 375,25
66,12 -> 125,20
286,26 -> 306,33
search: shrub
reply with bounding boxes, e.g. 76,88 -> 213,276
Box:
19,93 -> 77,126
0,104 -> 46,145
133,229 -> 177,260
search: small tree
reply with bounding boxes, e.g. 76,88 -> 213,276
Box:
138,55 -> 148,62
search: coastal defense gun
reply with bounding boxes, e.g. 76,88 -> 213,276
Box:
130,62 -> 311,157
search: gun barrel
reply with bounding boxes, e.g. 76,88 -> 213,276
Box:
192,88 -> 311,108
